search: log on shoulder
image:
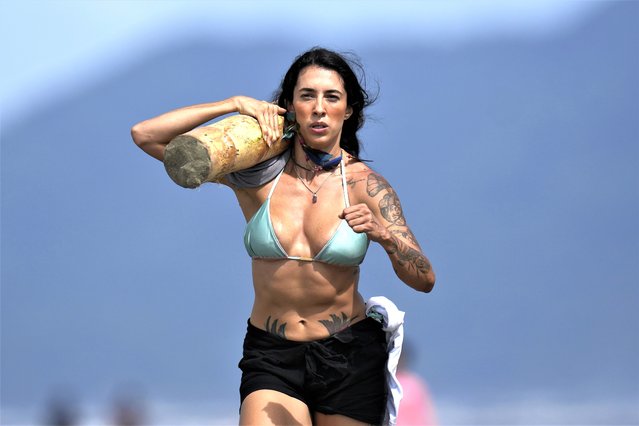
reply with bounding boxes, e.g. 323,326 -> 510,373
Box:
164,114 -> 291,189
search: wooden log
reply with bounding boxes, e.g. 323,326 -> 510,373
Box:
163,114 -> 291,188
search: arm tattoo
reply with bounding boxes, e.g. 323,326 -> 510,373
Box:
367,174 -> 407,226
391,228 -> 420,247
387,235 -> 432,277
366,174 -> 391,197
368,173 -> 429,276
379,192 -> 407,226
318,312 -> 359,335
346,177 -> 365,189
385,238 -> 398,255
265,316 -> 287,338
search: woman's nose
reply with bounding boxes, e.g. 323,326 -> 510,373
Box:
313,98 -> 326,115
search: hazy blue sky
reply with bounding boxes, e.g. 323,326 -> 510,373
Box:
1,0 -> 601,119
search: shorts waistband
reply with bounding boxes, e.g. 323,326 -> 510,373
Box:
246,316 -> 381,344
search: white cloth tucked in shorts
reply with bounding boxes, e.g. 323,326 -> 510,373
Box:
366,296 -> 405,426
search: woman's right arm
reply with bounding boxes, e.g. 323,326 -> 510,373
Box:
131,96 -> 286,161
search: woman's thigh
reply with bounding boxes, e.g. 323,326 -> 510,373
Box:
239,389 -> 313,426
314,412 -> 370,426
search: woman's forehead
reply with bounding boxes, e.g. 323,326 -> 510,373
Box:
295,65 -> 345,91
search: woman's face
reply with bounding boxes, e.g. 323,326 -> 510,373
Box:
290,65 -> 353,153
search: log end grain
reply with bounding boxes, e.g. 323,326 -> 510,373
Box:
163,135 -> 211,189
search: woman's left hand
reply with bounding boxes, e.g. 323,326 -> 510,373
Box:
339,203 -> 391,243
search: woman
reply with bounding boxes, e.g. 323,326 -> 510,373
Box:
131,47 -> 435,426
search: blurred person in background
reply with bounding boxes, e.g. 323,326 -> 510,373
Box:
42,387 -> 80,426
109,384 -> 148,426
396,342 -> 438,426
131,47 -> 435,426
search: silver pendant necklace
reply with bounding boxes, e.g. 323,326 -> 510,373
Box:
293,162 -> 337,203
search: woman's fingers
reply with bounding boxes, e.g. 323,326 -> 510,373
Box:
341,205 -> 374,228
341,204 -> 387,241
234,97 -> 287,146
259,101 -> 286,146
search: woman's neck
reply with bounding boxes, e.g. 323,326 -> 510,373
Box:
293,136 -> 342,172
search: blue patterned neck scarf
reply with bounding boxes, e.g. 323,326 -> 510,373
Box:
298,137 -> 342,171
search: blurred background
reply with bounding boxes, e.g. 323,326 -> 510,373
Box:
1,1 -> 638,425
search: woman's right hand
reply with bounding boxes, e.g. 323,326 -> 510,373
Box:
233,96 -> 287,146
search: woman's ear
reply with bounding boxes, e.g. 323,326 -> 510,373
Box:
345,106 -> 353,120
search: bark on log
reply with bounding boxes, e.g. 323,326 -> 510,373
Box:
163,114 -> 291,188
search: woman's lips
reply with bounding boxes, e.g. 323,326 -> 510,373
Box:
309,122 -> 328,134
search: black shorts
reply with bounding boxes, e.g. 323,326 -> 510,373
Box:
238,317 -> 388,425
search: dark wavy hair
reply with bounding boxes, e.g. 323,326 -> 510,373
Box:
273,47 -> 375,158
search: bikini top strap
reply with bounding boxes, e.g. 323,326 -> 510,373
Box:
267,166 -> 286,199
340,159 -> 350,208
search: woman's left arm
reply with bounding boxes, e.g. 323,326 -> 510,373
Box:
341,170 -> 436,292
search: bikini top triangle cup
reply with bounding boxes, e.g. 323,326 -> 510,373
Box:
243,160 -> 369,266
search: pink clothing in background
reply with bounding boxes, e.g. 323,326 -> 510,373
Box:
396,371 -> 438,426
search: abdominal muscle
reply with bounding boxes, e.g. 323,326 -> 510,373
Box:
250,258 -> 367,341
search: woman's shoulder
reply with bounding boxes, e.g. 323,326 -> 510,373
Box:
343,157 -> 394,200
344,156 -> 393,181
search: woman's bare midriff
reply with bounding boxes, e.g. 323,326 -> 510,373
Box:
250,258 -> 367,341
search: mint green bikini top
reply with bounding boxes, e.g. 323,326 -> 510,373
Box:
243,161 -> 369,266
